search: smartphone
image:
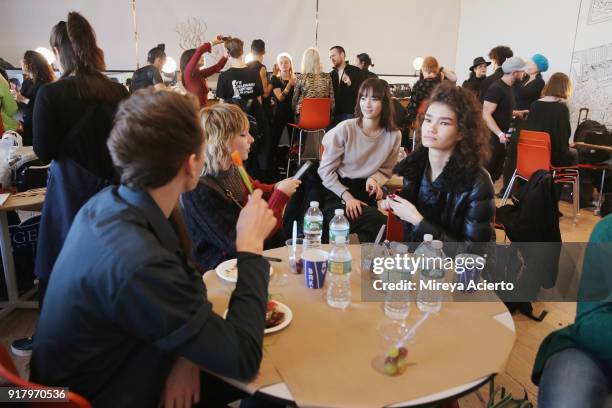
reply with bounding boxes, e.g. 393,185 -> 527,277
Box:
292,160 -> 313,180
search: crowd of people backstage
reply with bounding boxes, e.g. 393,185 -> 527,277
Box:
1,10 -> 610,407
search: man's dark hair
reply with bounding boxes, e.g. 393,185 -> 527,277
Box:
108,89 -> 203,190
147,44 -> 166,64
488,46 -> 513,66
250,39 -> 265,55
330,45 -> 345,55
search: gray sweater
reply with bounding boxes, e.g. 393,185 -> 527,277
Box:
318,118 -> 401,198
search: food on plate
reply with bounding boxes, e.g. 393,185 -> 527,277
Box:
222,265 -> 238,280
266,300 -> 285,328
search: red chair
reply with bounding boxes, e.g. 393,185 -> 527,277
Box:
286,98 -> 332,176
501,130 -> 580,219
0,345 -> 92,408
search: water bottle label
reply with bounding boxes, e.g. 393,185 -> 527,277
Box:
329,260 -> 351,274
329,229 -> 349,242
422,268 -> 444,279
304,219 -> 322,232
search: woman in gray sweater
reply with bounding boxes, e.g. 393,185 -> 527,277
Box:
318,78 -> 401,242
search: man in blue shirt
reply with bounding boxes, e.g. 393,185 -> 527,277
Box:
31,90 -> 277,407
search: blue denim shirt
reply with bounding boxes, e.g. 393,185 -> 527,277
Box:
31,186 -> 270,407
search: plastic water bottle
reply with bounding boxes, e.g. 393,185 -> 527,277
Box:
303,201 -> 323,247
414,234 -> 433,257
416,239 -> 445,313
326,236 -> 352,309
384,243 -> 411,320
329,209 -> 349,244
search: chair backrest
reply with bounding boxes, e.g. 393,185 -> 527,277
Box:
519,130 -> 551,149
0,345 -> 92,408
516,130 -> 552,179
297,98 -> 332,131
386,212 -> 404,242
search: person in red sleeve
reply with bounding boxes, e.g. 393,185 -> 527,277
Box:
180,35 -> 229,107
181,103 -> 301,271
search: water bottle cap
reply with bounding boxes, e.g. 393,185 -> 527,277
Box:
423,234 -> 433,242
432,240 -> 443,249
310,201 -> 319,207
335,236 -> 346,244
334,209 -> 344,215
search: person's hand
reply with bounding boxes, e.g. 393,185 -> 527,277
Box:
341,74 -> 352,87
499,133 -> 509,144
365,178 -> 383,200
385,195 -> 424,226
272,64 -> 280,77
275,178 -> 301,197
288,77 -> 297,87
212,34 -> 225,46
513,110 -> 528,120
236,189 -> 276,254
161,358 -> 200,408
342,191 -> 365,220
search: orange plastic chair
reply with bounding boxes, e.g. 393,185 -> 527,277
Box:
286,98 -> 332,176
0,345 -> 92,408
501,130 -> 580,219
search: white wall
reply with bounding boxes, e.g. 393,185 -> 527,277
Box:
0,0 -> 460,75
318,0 -> 460,74
455,0 -> 581,84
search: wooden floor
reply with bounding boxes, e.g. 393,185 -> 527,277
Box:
0,200 -> 602,408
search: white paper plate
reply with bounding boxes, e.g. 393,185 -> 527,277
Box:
215,258 -> 273,284
223,301 -> 292,334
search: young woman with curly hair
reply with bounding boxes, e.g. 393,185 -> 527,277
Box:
383,81 -> 495,244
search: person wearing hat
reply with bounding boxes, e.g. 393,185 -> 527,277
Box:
462,56 -> 490,95
513,53 -> 548,112
501,54 -> 550,193
482,56 -> 526,184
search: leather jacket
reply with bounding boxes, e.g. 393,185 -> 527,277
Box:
393,147 -> 496,244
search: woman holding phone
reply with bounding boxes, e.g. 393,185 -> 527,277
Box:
181,103 -> 301,271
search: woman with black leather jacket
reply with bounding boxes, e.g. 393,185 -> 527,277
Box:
383,82 -> 495,244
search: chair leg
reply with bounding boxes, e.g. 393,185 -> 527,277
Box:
297,129 -> 303,166
501,171 -> 518,205
286,127 -> 295,178
595,168 -> 606,215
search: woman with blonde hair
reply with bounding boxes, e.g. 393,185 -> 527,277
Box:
268,52 -> 297,178
182,103 -> 301,271
292,47 -> 334,115
523,72 -> 576,166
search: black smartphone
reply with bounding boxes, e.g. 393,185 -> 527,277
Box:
292,160 -> 313,180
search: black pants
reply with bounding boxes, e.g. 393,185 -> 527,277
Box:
485,133 -> 506,183
321,177 -> 386,243
194,372 -> 284,408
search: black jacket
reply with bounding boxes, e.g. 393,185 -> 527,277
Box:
331,62 -> 365,115
462,75 -> 485,96
393,148 -> 496,244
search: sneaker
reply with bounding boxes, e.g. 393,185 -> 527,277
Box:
11,336 -> 33,357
